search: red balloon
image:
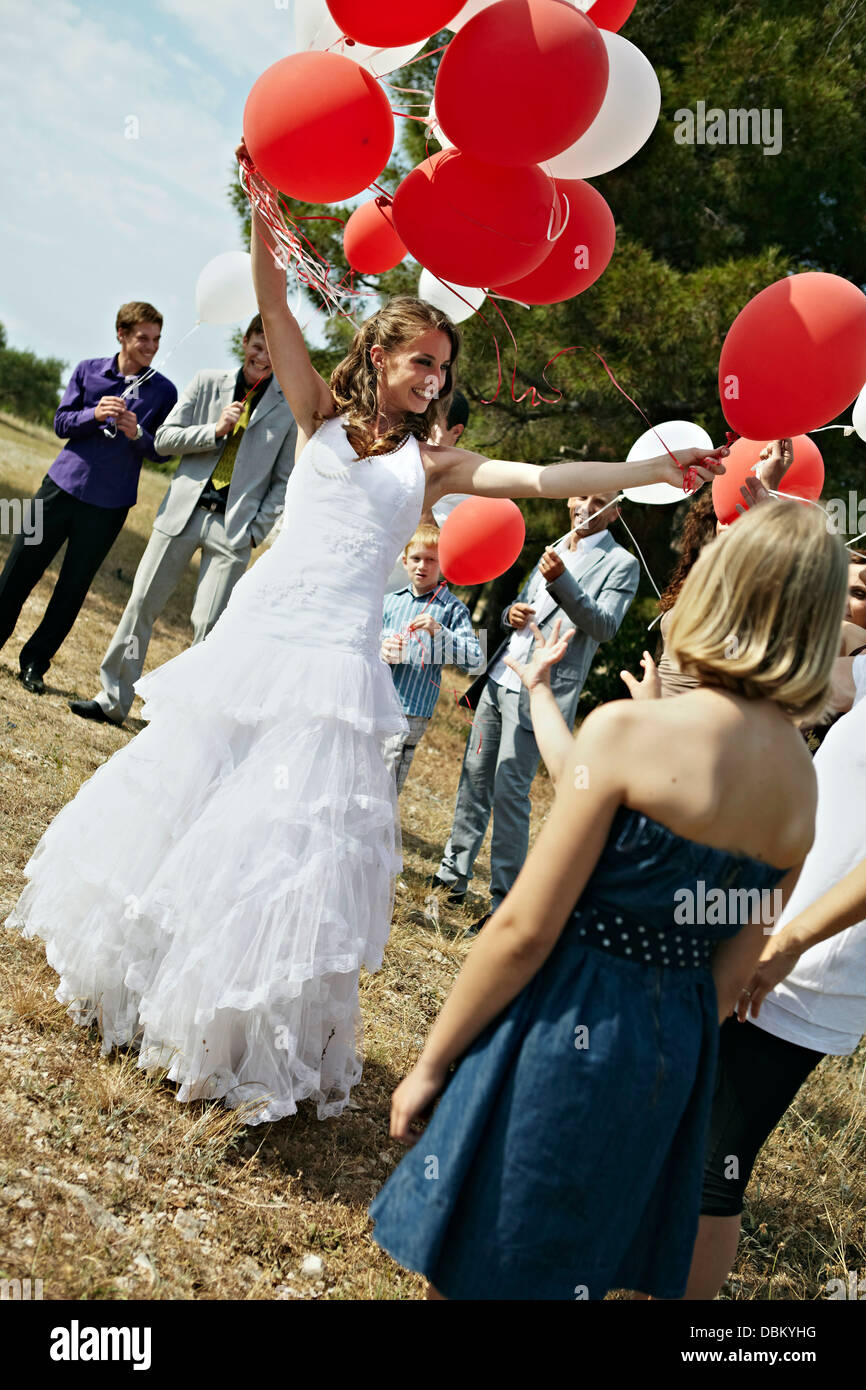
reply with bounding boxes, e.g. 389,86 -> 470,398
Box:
343,198 -> 407,274
712,435 -> 825,525
392,149 -> 555,288
243,53 -> 394,202
586,0 -> 638,32
491,178 -> 615,305
719,272 -> 866,439
326,0 -> 464,46
435,0 -> 609,167
439,498 -> 526,585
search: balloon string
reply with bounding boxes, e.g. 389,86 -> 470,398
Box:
402,43 -> 449,64
614,501 -> 663,601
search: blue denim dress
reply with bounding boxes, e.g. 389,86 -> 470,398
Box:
369,806 -> 787,1300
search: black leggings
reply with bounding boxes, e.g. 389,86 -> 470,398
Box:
700,1015 -> 824,1217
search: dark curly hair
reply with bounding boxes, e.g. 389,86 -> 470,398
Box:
658,490 -> 719,613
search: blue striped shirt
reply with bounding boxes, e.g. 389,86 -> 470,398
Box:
382,583 -> 485,718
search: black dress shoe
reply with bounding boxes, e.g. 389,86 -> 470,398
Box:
465,912 -> 492,937
19,664 -> 45,695
428,874 -> 466,906
69,698 -> 121,726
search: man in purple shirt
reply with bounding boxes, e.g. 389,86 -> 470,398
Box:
0,301 -> 177,693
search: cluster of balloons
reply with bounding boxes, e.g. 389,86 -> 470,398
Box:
241,0 -> 659,334
394,0 -> 660,314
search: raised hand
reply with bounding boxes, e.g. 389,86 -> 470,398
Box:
216,402 -> 244,438
539,547 -> 565,582
114,409 -> 139,440
94,396 -> 127,422
734,474 -> 772,516
620,649 -> 662,700
755,437 -> 793,493
507,602 -> 536,630
407,613 -> 442,637
503,619 -> 574,693
652,445 -> 729,492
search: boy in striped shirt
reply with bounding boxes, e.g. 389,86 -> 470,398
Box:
381,524 -> 484,793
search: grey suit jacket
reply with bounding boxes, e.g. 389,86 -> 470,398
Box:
460,529 -> 640,731
152,370 -> 297,549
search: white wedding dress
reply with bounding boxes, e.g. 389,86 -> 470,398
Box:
6,416 -> 426,1122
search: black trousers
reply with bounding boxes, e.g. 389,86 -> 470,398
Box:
0,475 -> 129,676
700,1015 -> 824,1217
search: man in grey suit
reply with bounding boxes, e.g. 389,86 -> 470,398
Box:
70,315 -> 297,725
431,491 -> 640,931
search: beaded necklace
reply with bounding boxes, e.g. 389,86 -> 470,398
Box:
310,418 -> 412,480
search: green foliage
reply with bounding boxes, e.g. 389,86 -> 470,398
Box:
0,323 -> 66,428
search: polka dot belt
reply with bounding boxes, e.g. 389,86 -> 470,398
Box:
571,902 -> 715,970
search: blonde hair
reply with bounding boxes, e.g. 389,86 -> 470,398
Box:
329,297 -> 460,458
402,523 -> 441,560
666,501 -> 847,720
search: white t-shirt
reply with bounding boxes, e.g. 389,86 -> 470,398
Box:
751,657 -> 866,1055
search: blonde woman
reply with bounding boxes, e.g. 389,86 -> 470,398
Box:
370,503 -> 847,1299
6,146 -> 725,1126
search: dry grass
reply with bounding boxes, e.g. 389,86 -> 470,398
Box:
1,425 -> 863,1301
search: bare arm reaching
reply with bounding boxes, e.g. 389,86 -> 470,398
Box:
739,854 -> 866,1019
503,620 -> 577,786
240,143 -> 333,443
422,442 -> 728,508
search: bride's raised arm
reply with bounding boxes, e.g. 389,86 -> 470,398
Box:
243,169 -> 334,439
425,441 -> 728,504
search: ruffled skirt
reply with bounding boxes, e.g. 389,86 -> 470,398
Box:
6,608 -> 407,1123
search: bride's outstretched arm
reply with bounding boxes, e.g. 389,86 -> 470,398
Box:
424,443 -> 728,503
241,146 -> 333,439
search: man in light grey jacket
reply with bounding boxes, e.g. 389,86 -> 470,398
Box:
70,315 -> 297,725
431,491 -> 640,931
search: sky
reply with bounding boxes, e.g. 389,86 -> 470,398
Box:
0,0 -> 332,393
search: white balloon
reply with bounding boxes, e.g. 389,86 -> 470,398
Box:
853,380 -> 866,443
623,420 -> 714,505
293,0 -> 426,76
543,31 -> 660,180
418,268 -> 486,323
195,252 -> 258,325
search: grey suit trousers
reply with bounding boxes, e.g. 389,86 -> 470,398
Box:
94,507 -> 248,721
437,679 -> 541,908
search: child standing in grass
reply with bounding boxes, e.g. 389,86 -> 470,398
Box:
381,524 -> 484,793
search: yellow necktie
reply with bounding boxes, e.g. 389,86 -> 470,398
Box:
211,397 -> 252,489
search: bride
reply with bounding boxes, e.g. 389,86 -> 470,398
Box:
5,147 -> 727,1124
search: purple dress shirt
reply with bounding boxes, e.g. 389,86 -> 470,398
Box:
49,355 -> 178,509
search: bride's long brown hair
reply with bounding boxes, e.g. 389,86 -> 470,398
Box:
327,297 -> 461,458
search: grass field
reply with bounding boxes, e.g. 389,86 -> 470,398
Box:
0,413 -> 863,1301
